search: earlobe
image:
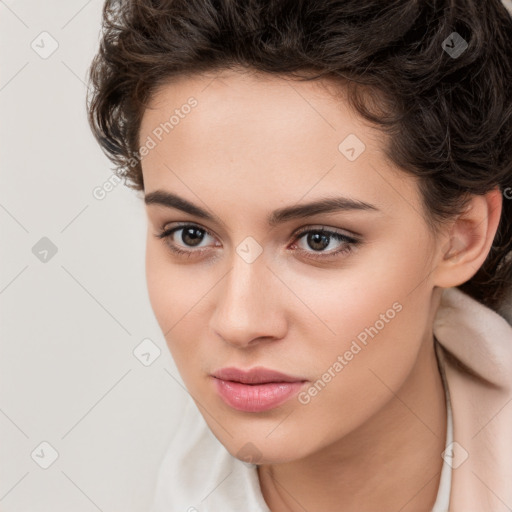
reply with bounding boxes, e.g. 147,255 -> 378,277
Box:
433,188 -> 503,289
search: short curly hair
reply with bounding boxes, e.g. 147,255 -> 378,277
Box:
87,0 -> 512,312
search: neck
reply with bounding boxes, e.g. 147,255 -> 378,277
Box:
257,333 -> 448,512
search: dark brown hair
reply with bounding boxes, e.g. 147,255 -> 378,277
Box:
87,0 -> 512,312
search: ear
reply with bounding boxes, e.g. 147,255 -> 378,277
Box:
433,187 -> 503,288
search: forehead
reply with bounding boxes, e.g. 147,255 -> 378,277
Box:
139,69 -> 421,221
140,68 -> 372,153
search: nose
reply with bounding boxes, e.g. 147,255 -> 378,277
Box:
209,252 -> 288,349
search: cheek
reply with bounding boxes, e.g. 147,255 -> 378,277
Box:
293,239 -> 433,414
296,233 -> 431,345
297,276 -> 414,392
144,236 -> 213,379
145,237 -> 174,330
145,237 -> 199,338
264,288 -> 427,457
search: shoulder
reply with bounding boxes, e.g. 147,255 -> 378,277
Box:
433,287 -> 512,389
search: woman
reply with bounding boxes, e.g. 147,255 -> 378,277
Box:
87,1 -> 512,510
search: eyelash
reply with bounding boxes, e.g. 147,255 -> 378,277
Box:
154,223 -> 360,261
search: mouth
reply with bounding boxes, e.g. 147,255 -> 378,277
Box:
211,366 -> 307,384
210,366 -> 308,412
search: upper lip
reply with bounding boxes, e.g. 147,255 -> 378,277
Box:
211,366 -> 307,384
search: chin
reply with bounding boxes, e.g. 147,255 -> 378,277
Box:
220,435 -> 308,466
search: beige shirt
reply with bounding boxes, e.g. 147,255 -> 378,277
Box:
433,287 -> 512,512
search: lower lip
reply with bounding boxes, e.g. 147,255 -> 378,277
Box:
212,377 -> 307,412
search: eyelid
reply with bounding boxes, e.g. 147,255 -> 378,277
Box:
291,224 -> 360,241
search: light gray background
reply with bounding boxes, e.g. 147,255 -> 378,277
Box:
1,1 -> 189,511
1,1 -> 512,511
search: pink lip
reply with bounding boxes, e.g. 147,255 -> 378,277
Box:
211,366 -> 307,384
210,366 -> 308,412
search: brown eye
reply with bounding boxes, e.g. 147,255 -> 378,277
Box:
179,226 -> 206,247
291,227 -> 360,260
155,223 -> 218,257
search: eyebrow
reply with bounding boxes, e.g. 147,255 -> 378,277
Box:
144,190 -> 379,227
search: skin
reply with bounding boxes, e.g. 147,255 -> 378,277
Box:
139,68 -> 502,512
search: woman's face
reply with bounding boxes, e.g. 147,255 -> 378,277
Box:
140,69 -> 444,464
